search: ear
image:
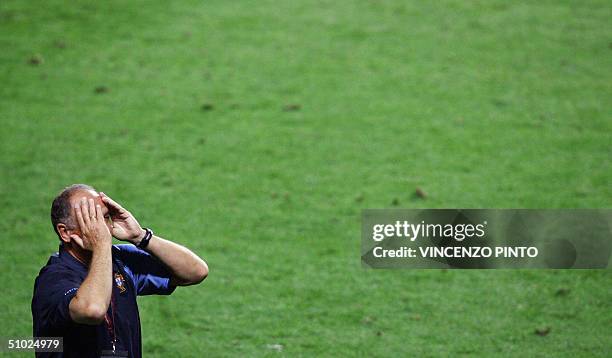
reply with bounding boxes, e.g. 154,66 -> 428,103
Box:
56,223 -> 72,244
57,224 -> 85,249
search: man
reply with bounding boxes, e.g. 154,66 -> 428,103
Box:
32,184 -> 209,358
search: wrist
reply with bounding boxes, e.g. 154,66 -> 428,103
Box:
132,228 -> 147,245
135,228 -> 153,249
92,241 -> 112,254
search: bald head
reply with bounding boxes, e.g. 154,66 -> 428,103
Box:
51,184 -> 102,237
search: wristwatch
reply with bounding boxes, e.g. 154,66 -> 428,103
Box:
137,228 -> 153,249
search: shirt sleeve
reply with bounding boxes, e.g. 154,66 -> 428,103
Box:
114,244 -> 176,296
32,269 -> 80,332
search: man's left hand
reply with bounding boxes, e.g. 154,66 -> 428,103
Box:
100,192 -> 145,244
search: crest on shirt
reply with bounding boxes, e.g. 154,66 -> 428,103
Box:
114,272 -> 127,293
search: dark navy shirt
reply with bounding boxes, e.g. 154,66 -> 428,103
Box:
32,244 -> 176,358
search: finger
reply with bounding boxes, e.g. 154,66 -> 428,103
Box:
74,204 -> 86,230
100,192 -> 126,213
69,234 -> 85,249
88,199 -> 96,220
80,198 -> 91,225
95,204 -> 104,222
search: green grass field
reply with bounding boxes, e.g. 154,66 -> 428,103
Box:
1,0 -> 611,356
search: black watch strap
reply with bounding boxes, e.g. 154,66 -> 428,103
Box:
137,228 -> 153,249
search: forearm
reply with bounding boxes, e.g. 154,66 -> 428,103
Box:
98,193 -> 208,285
69,245 -> 112,324
141,235 -> 208,286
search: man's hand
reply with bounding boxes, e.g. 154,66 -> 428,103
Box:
100,192 -> 145,244
70,197 -> 113,325
73,198 -> 112,251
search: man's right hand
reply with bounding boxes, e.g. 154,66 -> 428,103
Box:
69,197 -> 114,325
73,197 -> 112,251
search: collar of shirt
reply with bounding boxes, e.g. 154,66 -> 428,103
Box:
58,244 -> 89,272
58,244 -> 124,273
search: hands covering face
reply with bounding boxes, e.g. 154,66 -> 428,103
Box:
71,197 -> 112,251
